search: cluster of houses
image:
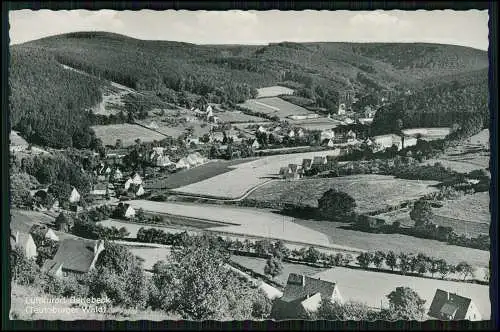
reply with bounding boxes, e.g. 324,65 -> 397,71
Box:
270,273 -> 482,321
278,155 -> 339,179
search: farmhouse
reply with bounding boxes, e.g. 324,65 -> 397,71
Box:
115,203 -> 136,219
68,187 -> 81,204
10,231 -> 38,259
322,138 -> 335,148
176,158 -> 191,170
428,289 -> 482,321
372,134 -> 403,151
251,139 -> 261,150
403,136 -> 418,149
271,273 -> 343,319
43,228 -> 59,241
42,239 -> 105,278
128,183 -> 145,197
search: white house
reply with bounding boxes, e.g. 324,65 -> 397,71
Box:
176,158 -> 191,170
10,231 -> 38,259
251,140 -> 261,150
322,138 -> 335,148
287,129 -> 295,138
44,229 -> 59,242
131,173 -> 142,185
320,129 -> 335,141
68,188 -> 81,204
134,184 -> 145,197
113,168 -> 123,181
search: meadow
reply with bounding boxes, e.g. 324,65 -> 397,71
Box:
146,159 -> 257,190
216,111 -> 270,123
256,86 -> 295,98
91,123 -> 167,147
238,97 -> 315,119
246,174 -> 439,214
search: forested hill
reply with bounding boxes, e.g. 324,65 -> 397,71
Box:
9,31 -> 489,148
371,68 -> 489,135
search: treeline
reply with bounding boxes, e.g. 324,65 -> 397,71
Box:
372,70 -> 488,135
9,47 -> 104,148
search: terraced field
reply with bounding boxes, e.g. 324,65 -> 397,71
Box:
246,174 -> 439,214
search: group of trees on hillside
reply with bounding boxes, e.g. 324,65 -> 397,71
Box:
10,47 -> 104,149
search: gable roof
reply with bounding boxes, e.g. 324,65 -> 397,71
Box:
281,273 -> 337,303
42,259 -> 63,275
50,238 -> 100,274
428,289 -> 473,320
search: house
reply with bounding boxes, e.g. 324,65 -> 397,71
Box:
147,121 -> 159,130
257,125 -> 267,134
68,187 -> 80,204
44,228 -> 59,241
112,168 -> 123,181
90,183 -> 109,197
357,118 -> 374,126
287,129 -> 295,138
10,231 -> 38,259
130,172 -> 143,185
338,103 -> 347,115
302,159 -> 313,171
271,273 -> 343,319
124,178 -> 134,191
128,184 -> 145,197
372,134 -> 403,151
154,154 -> 173,167
51,200 -> 60,212
279,167 -> 289,177
403,136 -> 418,149
115,203 -> 136,219
428,289 -> 482,321
176,158 -> 191,170
346,130 -> 357,141
42,239 -> 105,278
296,128 -> 305,138
322,138 -> 335,148
251,139 -> 261,150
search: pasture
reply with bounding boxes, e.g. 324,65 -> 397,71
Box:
256,86 -> 294,98
246,174 -> 439,214
423,158 -> 489,173
124,200 -> 333,246
216,111 -> 270,123
238,97 -> 315,119
287,118 -> 343,131
434,192 -> 490,223
146,159 -> 257,190
172,150 -> 344,199
230,255 -> 327,286
402,127 -> 451,140
314,267 -> 490,319
91,123 -> 167,147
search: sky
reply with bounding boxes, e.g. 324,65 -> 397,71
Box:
9,9 -> 489,50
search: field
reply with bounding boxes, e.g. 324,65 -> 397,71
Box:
172,150 -> 344,199
287,117 -> 344,131
434,192 -> 490,223
238,97 -> 315,119
402,127 -> 451,140
246,174 -> 439,214
146,159 -> 257,190
289,217 -> 489,267
216,111 -> 270,123
91,123 -> 167,147
124,200 -> 333,247
375,204 -> 490,237
256,86 -> 294,98
230,255 -> 327,286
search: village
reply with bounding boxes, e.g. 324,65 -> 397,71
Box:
7,9 -> 492,322
9,82 -> 489,321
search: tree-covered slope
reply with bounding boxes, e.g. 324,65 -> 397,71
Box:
9,31 -> 489,148
9,46 -> 104,148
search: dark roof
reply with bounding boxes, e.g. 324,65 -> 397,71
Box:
428,289 -> 472,320
50,238 -> 99,273
281,273 -> 336,303
302,159 -> 312,166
